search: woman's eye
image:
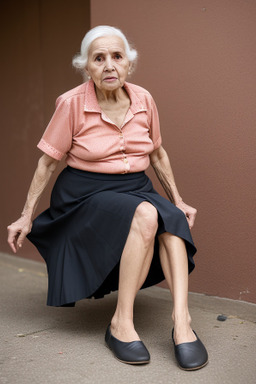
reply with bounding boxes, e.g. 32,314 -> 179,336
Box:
95,56 -> 103,62
114,54 -> 122,60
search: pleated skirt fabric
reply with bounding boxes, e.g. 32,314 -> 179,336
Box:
27,167 -> 196,306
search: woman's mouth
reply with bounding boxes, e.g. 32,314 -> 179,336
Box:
103,77 -> 117,82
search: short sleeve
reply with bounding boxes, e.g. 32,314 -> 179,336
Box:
37,96 -> 73,160
149,96 -> 162,150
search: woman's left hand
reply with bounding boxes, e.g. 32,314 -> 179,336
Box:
175,200 -> 197,229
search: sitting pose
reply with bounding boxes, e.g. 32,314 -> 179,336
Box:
7,25 -> 208,370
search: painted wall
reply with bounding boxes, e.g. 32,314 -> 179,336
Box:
1,0 -> 255,303
91,0 -> 256,303
1,1 -> 90,257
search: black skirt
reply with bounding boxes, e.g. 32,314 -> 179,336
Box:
27,167 -> 196,306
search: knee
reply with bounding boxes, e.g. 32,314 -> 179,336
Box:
159,232 -> 186,252
133,202 -> 158,244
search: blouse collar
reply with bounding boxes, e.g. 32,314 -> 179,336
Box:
83,80 -> 147,114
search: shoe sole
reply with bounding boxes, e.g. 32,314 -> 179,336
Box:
105,343 -> 150,365
178,359 -> 209,371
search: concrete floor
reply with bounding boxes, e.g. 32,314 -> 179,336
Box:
0,252 -> 255,384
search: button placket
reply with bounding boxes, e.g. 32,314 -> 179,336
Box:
119,132 -> 125,152
118,131 -> 130,172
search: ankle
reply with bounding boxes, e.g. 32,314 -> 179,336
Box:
110,317 -> 140,342
172,310 -> 192,326
111,315 -> 134,331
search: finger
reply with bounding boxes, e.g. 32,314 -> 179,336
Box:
17,231 -> 28,249
187,214 -> 195,229
7,227 -> 21,253
7,234 -> 18,253
9,242 -> 17,253
188,220 -> 193,229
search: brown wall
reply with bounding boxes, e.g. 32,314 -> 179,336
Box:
1,0 -> 255,303
1,0 -> 90,258
91,0 -> 256,303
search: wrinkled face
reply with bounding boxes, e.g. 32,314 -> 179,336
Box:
86,35 -> 130,92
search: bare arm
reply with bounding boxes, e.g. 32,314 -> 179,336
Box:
150,145 -> 197,228
7,154 -> 59,253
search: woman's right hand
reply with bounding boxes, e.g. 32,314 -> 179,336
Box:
7,215 -> 33,253
7,154 -> 59,254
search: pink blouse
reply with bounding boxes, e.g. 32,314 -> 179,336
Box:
38,80 -> 162,174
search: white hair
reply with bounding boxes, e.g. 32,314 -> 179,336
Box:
72,25 -> 138,76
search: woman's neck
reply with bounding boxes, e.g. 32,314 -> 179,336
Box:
95,85 -> 127,104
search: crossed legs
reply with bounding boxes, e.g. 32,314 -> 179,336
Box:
110,201 -> 195,345
110,202 -> 157,342
158,233 -> 196,344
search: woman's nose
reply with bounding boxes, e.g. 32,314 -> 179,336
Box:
104,56 -> 114,71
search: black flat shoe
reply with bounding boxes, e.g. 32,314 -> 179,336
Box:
105,324 -> 150,365
172,328 -> 208,371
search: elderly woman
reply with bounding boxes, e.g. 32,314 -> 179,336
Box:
7,26 -> 208,370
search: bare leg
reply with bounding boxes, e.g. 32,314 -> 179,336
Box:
159,233 -> 196,345
159,239 -> 174,295
111,202 -> 157,342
